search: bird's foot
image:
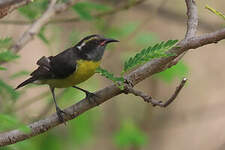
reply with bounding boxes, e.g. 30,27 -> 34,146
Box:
85,91 -> 100,106
56,106 -> 67,125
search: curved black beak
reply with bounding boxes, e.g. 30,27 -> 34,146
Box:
104,38 -> 119,44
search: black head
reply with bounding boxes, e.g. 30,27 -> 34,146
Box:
74,34 -> 119,61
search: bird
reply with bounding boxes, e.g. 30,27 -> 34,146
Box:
15,34 -> 119,123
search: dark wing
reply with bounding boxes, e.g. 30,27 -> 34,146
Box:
30,56 -> 54,79
31,47 -> 77,79
49,48 -> 77,78
16,56 -> 54,89
16,48 -> 78,89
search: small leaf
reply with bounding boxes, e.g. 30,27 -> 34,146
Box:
0,50 -> 19,62
18,0 -> 48,20
96,67 -> 124,89
38,27 -> 49,44
0,37 -> 12,50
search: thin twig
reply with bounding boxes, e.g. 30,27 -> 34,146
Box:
125,78 -> 187,107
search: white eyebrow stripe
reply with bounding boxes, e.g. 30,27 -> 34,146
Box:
77,42 -> 86,50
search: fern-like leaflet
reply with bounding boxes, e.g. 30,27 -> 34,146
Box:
123,40 -> 178,74
96,67 -> 125,89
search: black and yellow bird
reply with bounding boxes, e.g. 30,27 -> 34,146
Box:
16,34 -> 119,122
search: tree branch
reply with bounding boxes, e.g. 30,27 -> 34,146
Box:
125,78 -> 187,107
0,0 -> 225,147
0,27 -> 224,146
11,0 -> 57,53
169,0 -> 198,68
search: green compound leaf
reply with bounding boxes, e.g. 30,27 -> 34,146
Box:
96,67 -> 125,89
205,5 -> 225,20
0,50 -> 19,62
123,40 -> 178,74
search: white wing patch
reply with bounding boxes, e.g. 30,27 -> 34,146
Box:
77,42 -> 86,50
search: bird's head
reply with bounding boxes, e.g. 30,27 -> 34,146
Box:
75,34 -> 119,61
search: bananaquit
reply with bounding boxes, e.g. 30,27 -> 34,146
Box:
16,34 -> 119,122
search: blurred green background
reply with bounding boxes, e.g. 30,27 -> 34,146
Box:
0,0 -> 225,150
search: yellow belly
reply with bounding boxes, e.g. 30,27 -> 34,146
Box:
44,60 -> 100,88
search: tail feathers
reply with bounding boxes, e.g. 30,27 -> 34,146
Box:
15,77 -> 37,90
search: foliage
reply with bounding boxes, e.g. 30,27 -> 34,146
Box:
38,27 -> 49,44
0,0 -> 190,149
0,50 -> 19,62
123,40 -> 178,74
18,0 -> 48,20
67,109 -> 98,146
95,40 -> 178,89
0,66 -> 6,70
0,37 -> 12,49
114,120 -> 147,149
155,61 -> 189,83
205,5 -> 225,20
0,37 -> 18,65
18,0 -> 49,44
0,37 -> 18,70
0,37 -> 20,101
72,2 -> 111,20
96,67 -> 124,83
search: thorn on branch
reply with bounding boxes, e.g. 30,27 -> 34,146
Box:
124,78 -> 187,107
